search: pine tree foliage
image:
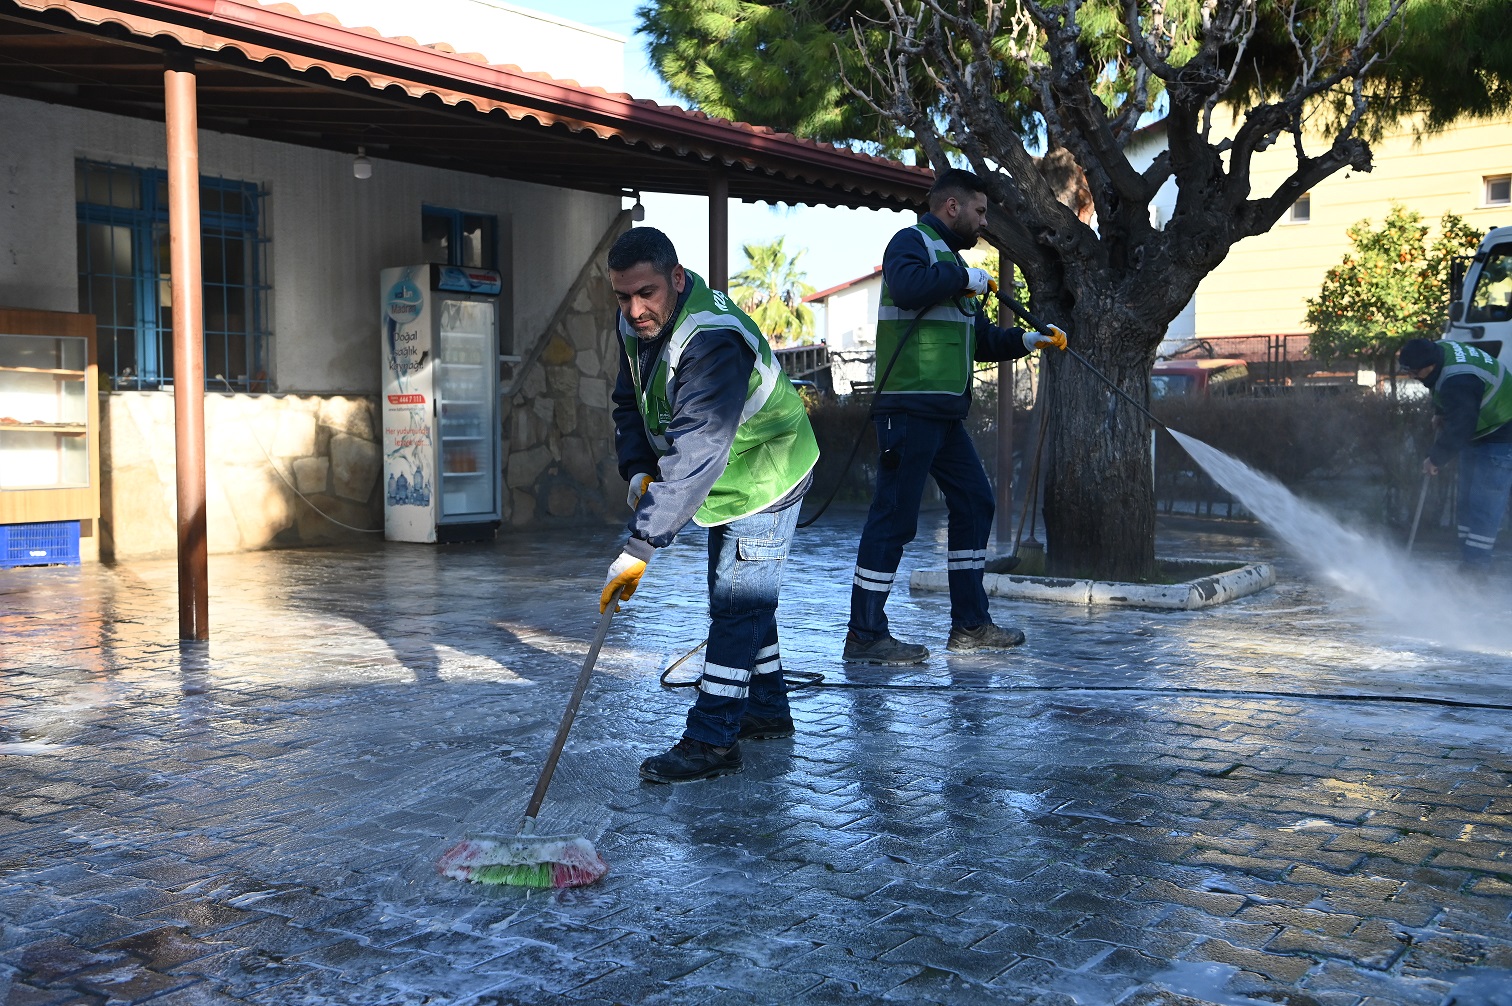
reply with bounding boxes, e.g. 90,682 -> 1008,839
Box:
639,2 -> 1512,149
636,0 -> 1036,150
1305,206 -> 1482,369
729,237 -> 817,347
1374,0 -> 1512,131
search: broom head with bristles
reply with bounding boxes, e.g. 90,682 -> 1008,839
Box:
438,834 -> 608,889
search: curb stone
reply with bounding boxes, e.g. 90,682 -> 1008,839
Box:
910,557 -> 1274,609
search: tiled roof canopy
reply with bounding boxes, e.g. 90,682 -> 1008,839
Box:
0,0 -> 932,210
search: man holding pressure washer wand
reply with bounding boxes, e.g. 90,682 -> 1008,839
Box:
845,169 -> 1066,665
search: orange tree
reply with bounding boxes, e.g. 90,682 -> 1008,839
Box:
1306,205 -> 1482,376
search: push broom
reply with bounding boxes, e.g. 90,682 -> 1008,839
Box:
437,590 -> 620,889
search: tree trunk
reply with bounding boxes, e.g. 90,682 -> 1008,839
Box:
1041,308 -> 1160,581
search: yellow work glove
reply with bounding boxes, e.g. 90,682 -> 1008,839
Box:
600,550 -> 647,613
1022,325 -> 1067,353
626,472 -> 653,510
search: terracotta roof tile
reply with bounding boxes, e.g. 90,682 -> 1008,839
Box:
5,0 -> 931,206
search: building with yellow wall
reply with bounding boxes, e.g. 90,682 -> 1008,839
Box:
1192,115 -> 1512,340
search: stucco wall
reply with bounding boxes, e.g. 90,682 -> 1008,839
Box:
94,241 -> 628,558
1195,115 -> 1512,339
2,92 -> 630,556
1126,113 -> 1512,343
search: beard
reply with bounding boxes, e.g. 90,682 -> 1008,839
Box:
950,218 -> 982,245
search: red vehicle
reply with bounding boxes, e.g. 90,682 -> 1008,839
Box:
1150,357 -> 1251,399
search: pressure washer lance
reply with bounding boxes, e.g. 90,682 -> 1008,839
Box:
993,290 -> 1168,433
1406,473 -> 1431,553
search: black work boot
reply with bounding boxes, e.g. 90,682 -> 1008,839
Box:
738,714 -> 795,740
842,631 -> 929,665
639,737 -> 743,783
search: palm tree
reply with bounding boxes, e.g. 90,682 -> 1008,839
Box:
729,238 -> 815,348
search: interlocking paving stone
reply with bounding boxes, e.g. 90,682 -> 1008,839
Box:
4,514 -> 1512,1003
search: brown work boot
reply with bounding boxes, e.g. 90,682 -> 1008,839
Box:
947,623 -> 1027,652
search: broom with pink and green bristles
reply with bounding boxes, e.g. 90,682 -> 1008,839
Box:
438,591 -> 619,890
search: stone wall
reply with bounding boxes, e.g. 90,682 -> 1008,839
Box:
100,392 -> 382,560
502,253 -> 624,528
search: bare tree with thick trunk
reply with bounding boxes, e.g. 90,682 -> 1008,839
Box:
845,0 -> 1403,578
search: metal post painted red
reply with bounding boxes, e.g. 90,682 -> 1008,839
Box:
708,171 -> 729,291
165,53 -> 209,640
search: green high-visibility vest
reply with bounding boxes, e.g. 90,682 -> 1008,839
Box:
874,222 -> 980,395
621,272 -> 820,527
1434,340 -> 1512,437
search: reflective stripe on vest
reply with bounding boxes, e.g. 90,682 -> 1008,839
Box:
620,272 -> 820,526
874,223 -> 978,395
1435,340 -> 1512,437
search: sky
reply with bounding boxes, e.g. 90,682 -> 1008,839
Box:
485,1 -> 913,292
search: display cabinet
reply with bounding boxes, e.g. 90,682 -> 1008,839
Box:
0,309 -> 100,528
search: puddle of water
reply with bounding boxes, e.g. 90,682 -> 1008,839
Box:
1170,430 -> 1512,656
0,741 -> 67,755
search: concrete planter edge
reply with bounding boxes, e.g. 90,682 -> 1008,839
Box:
910,558 -> 1275,610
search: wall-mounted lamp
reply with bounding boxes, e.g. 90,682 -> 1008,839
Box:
353,146 -> 372,180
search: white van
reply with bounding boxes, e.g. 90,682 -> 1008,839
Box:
1445,225 -> 1512,360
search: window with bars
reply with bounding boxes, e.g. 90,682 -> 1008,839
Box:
76,160 -> 271,392
421,205 -> 497,269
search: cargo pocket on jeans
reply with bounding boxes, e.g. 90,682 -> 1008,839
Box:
738,537 -> 787,561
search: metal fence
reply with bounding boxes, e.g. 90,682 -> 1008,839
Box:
1163,334 -> 1365,389
774,344 -> 834,395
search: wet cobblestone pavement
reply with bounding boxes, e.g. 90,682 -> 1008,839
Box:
3,511 -> 1512,1005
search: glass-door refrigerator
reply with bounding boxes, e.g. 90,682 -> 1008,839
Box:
380,264 -> 503,543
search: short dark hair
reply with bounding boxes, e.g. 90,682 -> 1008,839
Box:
1399,338 -> 1441,372
608,226 -> 679,278
928,168 -> 988,212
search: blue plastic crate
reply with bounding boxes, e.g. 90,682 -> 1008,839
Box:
0,520 -> 81,568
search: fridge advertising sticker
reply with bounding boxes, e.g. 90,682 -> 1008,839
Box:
380,265 -> 437,542
433,265 -> 503,296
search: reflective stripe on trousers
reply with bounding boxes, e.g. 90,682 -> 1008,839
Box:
1455,439 -> 1512,567
848,414 -> 993,638
683,495 -> 802,747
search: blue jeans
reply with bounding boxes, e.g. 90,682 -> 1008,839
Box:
1456,439 -> 1512,567
684,496 -> 802,747
849,414 -> 993,639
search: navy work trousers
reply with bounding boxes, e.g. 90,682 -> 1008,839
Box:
1456,439 -> 1512,567
683,495 -> 802,747
849,414 -> 993,639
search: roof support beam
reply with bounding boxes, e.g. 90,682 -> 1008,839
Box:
165,49 -> 208,641
709,169 -> 728,292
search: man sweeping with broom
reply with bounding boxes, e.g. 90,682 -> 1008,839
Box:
601,226 -> 820,783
